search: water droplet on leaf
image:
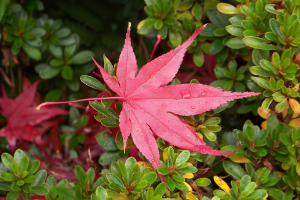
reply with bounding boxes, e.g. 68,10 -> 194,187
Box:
200,91 -> 207,95
180,90 -> 191,99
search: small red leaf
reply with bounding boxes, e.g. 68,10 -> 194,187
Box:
0,79 -> 68,150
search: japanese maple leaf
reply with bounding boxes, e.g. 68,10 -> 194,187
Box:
89,24 -> 259,169
0,78 -> 68,150
38,24 -> 259,169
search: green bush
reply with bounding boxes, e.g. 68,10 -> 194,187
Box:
1,0 -> 300,199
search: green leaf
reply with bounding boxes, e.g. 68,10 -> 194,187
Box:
223,160 -> 246,180
106,174 -> 125,189
174,181 -> 189,192
23,32 -> 35,40
213,28 -> 228,37
241,182 -> 256,197
175,151 -> 190,165
90,101 -> 119,120
269,18 -> 284,40
66,79 -> 80,91
95,186 -> 108,200
223,80 -> 234,91
19,157 -> 29,174
140,172 -> 157,186
49,44 -> 63,59
217,3 -> 240,14
115,130 -> 135,150
144,17 -> 156,28
249,66 -> 273,77
262,97 -> 273,110
226,37 -> 247,49
61,65 -> 73,80
0,0 -> 10,21
229,16 -> 246,26
74,185 -> 82,199
275,98 -> 287,113
265,32 -> 281,44
74,166 -> 87,187
154,19 -> 163,30
6,191 -> 20,200
96,131 -> 119,151
2,153 -> 14,171
203,117 -> 220,126
21,184 -> 31,193
193,50 -> 204,67
210,39 -> 224,55
27,160 -> 40,176
87,168 -> 95,188
164,176 -> 175,191
30,27 -> 46,37
14,37 -> 23,48
13,150 -> 25,166
169,29 -> 181,47
154,183 -> 166,196
55,28 -> 71,38
0,181 -> 12,191
49,58 -> 64,67
243,37 -> 282,50
31,170 -> 47,187
193,3 -> 202,21
225,25 -> 244,37
24,175 -> 36,183
45,89 -> 63,102
59,35 -> 76,46
251,77 -> 270,89
72,50 -> 94,65
100,118 -> 118,127
11,182 -> 20,191
157,167 -> 169,175
80,75 -> 106,91
280,133 -> 293,146
99,151 -> 120,165
194,178 -> 211,187
56,186 -> 75,200
23,43 -> 41,60
252,49 -> 269,66
265,4 -> 283,15
1,172 -> 15,182
11,162 -> 19,176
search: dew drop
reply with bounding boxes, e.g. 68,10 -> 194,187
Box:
180,90 -> 191,99
191,106 -> 195,109
200,91 -> 207,96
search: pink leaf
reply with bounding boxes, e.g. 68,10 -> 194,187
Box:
95,25 -> 260,169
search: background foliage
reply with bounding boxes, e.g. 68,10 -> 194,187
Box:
0,0 -> 300,199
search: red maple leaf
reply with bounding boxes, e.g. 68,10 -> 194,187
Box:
38,24 -> 259,169
0,78 -> 68,150
91,24 -> 259,169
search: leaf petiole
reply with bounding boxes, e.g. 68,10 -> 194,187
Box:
36,96 -> 124,111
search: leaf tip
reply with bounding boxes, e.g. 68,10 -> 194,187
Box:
128,22 -> 131,29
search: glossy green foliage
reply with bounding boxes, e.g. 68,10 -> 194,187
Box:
0,149 -> 49,200
157,147 -> 196,192
233,120 -> 268,159
105,157 -> 157,198
96,131 -> 130,165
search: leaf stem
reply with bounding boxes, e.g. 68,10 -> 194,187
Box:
149,34 -> 161,62
36,96 -> 125,110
